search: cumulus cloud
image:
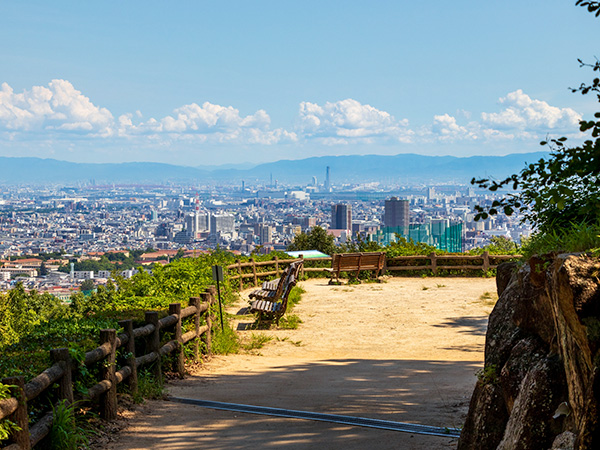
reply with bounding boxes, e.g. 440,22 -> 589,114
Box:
0,81 -> 296,145
431,114 -> 477,141
121,101 -> 296,144
0,80 -> 114,136
297,99 -> 413,144
481,89 -> 581,131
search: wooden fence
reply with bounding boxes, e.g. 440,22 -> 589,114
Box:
226,252 -> 520,290
0,287 -> 215,450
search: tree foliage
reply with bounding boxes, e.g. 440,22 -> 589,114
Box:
286,226 -> 337,255
471,4 -> 600,235
471,58 -> 600,234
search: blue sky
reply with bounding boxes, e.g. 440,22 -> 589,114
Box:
0,1 -> 598,166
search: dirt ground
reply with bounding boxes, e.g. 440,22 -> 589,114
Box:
103,276 -> 498,450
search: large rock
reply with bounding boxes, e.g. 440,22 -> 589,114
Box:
460,254 -> 600,450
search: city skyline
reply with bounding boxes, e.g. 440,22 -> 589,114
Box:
1,1 -> 598,166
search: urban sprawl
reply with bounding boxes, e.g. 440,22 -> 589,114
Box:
0,169 -> 531,295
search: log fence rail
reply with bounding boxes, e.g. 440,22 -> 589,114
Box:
227,252 -> 520,290
0,287 -> 216,450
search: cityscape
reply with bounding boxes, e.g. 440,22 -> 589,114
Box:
0,164 -> 530,294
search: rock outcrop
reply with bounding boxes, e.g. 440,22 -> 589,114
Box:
458,254 -> 600,450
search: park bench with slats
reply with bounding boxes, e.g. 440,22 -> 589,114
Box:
324,252 -> 385,284
249,264 -> 300,324
249,261 -> 303,299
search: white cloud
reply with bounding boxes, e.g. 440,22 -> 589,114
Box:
297,99 -> 413,144
121,101 -> 296,145
0,80 -> 113,136
431,114 -> 477,141
481,89 -> 581,131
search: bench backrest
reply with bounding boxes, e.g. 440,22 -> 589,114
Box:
332,252 -> 385,271
279,273 -> 297,312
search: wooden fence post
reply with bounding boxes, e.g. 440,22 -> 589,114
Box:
3,376 -> 30,450
429,252 -> 437,275
169,303 -> 185,377
145,311 -> 162,385
236,259 -> 243,291
250,258 -> 257,286
118,319 -> 138,396
299,254 -> 305,279
50,348 -> 73,404
189,297 -> 202,362
482,251 -> 490,272
275,255 -> 280,277
200,291 -> 213,357
99,329 -> 117,420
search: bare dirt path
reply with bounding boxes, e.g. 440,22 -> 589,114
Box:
106,277 -> 497,450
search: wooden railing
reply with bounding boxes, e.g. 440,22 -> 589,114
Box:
226,252 -> 520,290
0,287 -> 215,450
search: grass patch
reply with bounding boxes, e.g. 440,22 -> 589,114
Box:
436,284 -> 446,288
136,368 -> 164,401
479,291 -> 499,307
241,333 -> 273,351
521,222 -> 600,259
278,314 -> 302,330
211,321 -> 240,355
48,400 -> 91,450
422,286 -> 429,291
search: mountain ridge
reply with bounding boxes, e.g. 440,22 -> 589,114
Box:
0,152 -> 549,185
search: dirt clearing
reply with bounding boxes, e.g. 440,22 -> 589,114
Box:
105,276 -> 497,450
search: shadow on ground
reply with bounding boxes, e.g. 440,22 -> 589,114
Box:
111,359 -> 479,450
432,316 -> 488,336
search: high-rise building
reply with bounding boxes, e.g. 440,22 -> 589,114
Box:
384,197 -> 409,228
324,166 -> 331,192
210,214 -> 235,235
331,204 -> 352,230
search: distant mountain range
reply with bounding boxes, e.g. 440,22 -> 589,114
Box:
0,152 -> 549,186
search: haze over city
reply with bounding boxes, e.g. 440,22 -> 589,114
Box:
1,1 -> 598,167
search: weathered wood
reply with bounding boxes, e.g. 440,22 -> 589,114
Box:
0,397 -> 18,420
29,409 -> 53,448
180,305 -> 197,318
237,259 -> 243,291
386,265 -> 435,271
250,258 -> 258,286
201,291 -> 213,357
50,348 -> 73,404
326,252 -> 385,283
430,252 -> 437,275
24,363 -> 64,402
86,380 -> 112,400
84,341 -> 112,366
169,303 -> 185,377
189,297 -> 201,361
118,319 -> 138,396
115,366 -> 131,385
99,329 -> 117,420
158,313 -> 178,329
133,323 -> 155,339
144,311 -> 162,385
116,332 -> 128,348
135,351 -> 158,368
482,251 -> 490,272
4,376 -> 30,450
299,254 -> 305,278
159,340 -> 178,357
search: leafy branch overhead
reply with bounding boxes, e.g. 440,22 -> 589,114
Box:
471,56 -> 600,234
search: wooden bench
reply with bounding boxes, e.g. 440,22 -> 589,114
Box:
248,261 -> 302,299
324,252 -> 385,284
250,261 -> 302,298
249,261 -> 302,324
